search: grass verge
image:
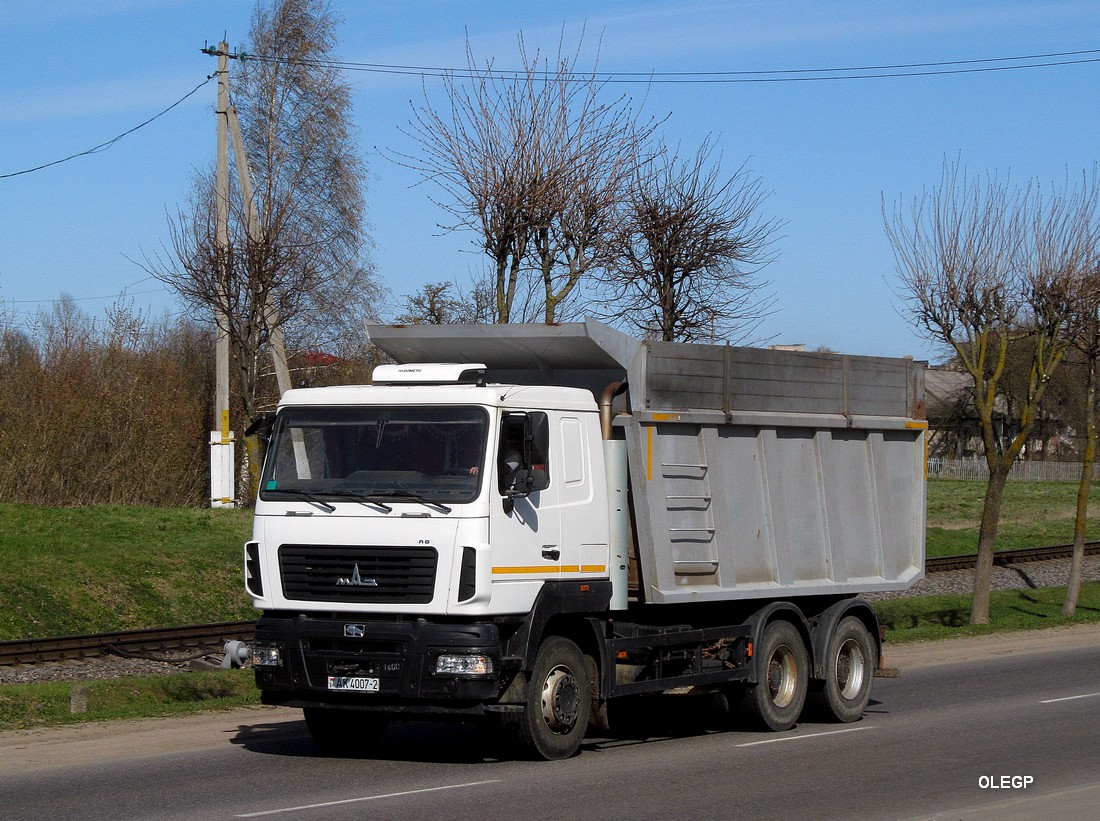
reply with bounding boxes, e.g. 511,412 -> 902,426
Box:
877,581 -> 1100,643
0,504 -> 254,640
0,669 -> 260,732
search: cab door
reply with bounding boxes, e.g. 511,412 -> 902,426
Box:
489,412 -> 562,583
555,414 -> 592,577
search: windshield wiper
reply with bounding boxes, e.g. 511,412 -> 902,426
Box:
268,486 -> 450,514
269,487 -> 395,513
366,491 -> 452,514
325,489 -> 393,512
264,487 -> 335,513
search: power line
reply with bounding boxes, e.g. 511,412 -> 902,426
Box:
236,46 -> 1100,83
0,42 -> 1089,182
0,75 -> 215,181
6,287 -> 168,305
1,277 -> 167,310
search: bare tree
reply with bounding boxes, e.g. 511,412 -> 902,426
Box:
887,162 -> 1099,624
395,279 -> 496,325
1064,282 -> 1100,616
396,33 -> 660,323
160,178 -> 268,424
602,137 -> 778,342
235,0 -> 381,352
1027,177 -> 1100,619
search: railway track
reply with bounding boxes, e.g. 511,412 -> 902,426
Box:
1,542 -> 1096,667
0,621 -> 255,667
925,540 -> 1100,572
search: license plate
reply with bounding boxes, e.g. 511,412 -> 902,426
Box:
327,676 -> 380,692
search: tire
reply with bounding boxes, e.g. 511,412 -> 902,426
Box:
810,615 -> 875,723
710,683 -> 747,730
744,619 -> 809,731
513,636 -> 592,760
303,707 -> 389,756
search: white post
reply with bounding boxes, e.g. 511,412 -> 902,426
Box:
210,429 -> 236,508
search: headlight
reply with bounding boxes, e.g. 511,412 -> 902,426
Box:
251,642 -> 284,668
433,653 -> 495,677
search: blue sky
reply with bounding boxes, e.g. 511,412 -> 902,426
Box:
1,0 -> 1098,360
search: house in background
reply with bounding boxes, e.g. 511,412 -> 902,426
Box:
924,366 -> 1011,459
924,364 -> 1079,461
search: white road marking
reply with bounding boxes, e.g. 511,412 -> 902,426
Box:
1039,691 -> 1100,704
735,725 -> 872,747
234,779 -> 502,818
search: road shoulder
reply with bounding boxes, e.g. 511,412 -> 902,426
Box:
0,704 -> 302,775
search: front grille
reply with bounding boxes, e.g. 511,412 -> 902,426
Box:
279,544 -> 438,604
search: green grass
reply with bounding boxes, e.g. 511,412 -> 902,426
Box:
0,504 -> 254,640
0,669 -> 259,731
875,581 -> 1100,644
925,478 -> 1100,557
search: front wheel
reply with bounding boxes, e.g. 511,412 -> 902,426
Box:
809,615 -> 875,722
744,620 -> 809,731
513,636 -> 592,760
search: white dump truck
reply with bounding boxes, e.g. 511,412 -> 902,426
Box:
245,320 -> 926,759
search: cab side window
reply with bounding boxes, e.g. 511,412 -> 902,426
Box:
498,412 -> 550,494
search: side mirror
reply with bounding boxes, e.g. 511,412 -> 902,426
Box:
244,411 -> 276,441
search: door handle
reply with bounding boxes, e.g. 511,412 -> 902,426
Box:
541,548 -> 560,561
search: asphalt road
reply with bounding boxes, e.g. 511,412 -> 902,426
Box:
3,626 -> 1099,821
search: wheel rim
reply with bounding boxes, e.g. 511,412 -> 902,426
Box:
766,644 -> 798,708
835,637 -> 867,700
540,664 -> 580,734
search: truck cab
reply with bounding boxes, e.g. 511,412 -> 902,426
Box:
247,363 -> 614,743
247,364 -> 611,619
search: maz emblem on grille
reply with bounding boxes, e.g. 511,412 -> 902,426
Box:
336,562 -> 379,587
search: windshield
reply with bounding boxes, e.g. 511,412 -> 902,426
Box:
260,405 -> 488,505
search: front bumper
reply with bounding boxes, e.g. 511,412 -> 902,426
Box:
253,614 -> 508,712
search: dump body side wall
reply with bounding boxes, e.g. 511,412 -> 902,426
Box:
624,411 -> 925,604
622,336 -> 925,603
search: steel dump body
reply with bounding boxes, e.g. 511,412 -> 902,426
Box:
366,319 -> 926,604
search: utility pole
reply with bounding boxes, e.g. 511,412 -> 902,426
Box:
203,40 -> 297,506
210,40 -> 235,509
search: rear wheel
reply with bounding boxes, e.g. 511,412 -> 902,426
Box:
513,636 -> 591,760
303,707 -> 389,756
811,616 -> 875,722
744,620 -> 808,731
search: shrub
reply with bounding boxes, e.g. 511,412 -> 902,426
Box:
0,300 -> 214,507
